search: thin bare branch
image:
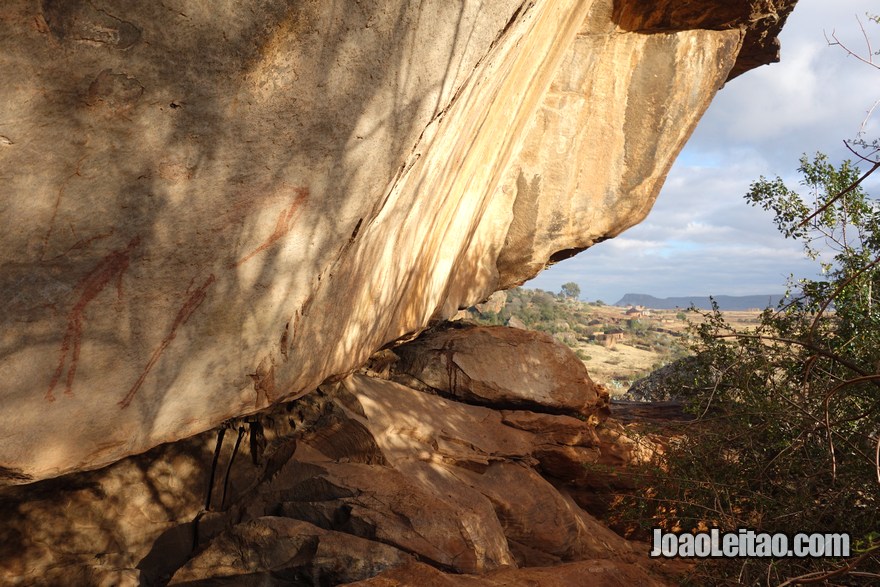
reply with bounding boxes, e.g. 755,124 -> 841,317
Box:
825,396 -> 836,481
859,14 -> 875,65
797,161 -> 880,229
819,374 -> 880,480
843,139 -> 880,165
826,25 -> 880,70
711,333 -> 873,380
807,256 -> 880,345
876,433 -> 880,484
777,393 -> 876,467
858,99 -> 880,139
776,547 -> 879,586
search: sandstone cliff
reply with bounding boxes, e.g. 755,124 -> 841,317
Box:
0,0 -> 795,485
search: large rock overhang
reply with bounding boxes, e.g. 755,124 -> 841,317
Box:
0,0 -> 798,483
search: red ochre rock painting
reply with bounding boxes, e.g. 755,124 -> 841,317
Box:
118,274 -> 216,409
231,186 -> 309,268
45,236 -> 141,402
45,187 -> 308,407
119,186 -> 308,408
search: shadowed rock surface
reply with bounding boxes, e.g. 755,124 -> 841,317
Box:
343,559 -> 674,587
0,0 -> 796,482
1,327 -> 679,586
622,355 -> 709,403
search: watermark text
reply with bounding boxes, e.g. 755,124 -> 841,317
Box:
650,529 -> 850,558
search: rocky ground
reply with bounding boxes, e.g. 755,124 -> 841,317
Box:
0,324 -> 686,586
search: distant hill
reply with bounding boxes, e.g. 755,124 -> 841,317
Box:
614,293 -> 785,311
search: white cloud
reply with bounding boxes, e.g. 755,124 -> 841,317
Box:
719,45 -> 823,141
602,237 -> 664,253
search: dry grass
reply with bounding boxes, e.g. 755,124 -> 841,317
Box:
572,306 -> 763,395
577,342 -> 660,394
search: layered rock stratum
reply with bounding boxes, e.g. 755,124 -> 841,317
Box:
0,0 -> 796,484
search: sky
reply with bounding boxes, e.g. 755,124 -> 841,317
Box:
527,0 -> 880,304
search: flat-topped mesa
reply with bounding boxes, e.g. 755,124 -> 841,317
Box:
0,0 -> 799,483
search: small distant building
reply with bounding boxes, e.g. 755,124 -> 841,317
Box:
592,328 -> 625,347
624,306 -> 643,318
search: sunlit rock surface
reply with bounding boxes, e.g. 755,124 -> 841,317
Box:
392,323 -> 606,414
0,0 -> 796,481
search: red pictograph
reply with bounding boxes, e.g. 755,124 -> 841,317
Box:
117,274 -> 216,409
231,187 -> 309,268
45,236 -> 141,402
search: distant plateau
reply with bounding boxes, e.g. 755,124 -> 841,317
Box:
614,293 -> 785,311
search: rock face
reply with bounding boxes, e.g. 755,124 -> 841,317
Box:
393,323 -> 606,414
0,0 -> 797,482
1,327 -> 676,586
168,517 -> 414,586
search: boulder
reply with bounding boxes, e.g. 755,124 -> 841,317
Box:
454,462 -> 634,566
272,460 -> 516,574
0,0 -> 798,482
474,291 -> 508,315
500,409 -> 600,446
341,559 -> 674,587
393,324 -> 605,415
623,355 -> 707,402
336,373 -> 538,468
168,517 -> 413,586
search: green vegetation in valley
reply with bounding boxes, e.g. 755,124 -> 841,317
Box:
464,285 -> 691,391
